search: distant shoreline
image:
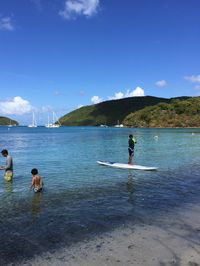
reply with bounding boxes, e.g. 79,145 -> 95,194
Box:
1,124 -> 200,128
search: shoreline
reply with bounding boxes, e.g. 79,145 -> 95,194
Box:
18,202 -> 200,266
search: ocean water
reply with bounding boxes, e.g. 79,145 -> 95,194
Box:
0,126 -> 200,264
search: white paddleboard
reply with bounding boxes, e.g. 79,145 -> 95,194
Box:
97,161 -> 158,171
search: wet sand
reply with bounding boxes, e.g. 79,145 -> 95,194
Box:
18,203 -> 200,266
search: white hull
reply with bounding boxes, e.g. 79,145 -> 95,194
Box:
45,124 -> 60,128
28,125 -> 37,128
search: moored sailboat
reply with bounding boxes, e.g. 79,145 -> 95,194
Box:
114,120 -> 124,127
28,112 -> 37,128
45,112 -> 61,128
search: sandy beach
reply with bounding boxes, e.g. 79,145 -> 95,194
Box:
18,203 -> 200,266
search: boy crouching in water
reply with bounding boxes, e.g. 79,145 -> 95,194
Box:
30,168 -> 43,193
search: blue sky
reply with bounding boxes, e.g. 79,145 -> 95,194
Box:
0,0 -> 200,125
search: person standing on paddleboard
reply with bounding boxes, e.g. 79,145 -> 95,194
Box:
128,134 -> 137,165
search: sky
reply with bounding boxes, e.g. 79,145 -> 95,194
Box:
0,0 -> 200,125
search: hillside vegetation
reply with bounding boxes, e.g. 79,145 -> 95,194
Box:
0,116 -> 18,126
123,97 -> 200,127
59,96 -> 178,126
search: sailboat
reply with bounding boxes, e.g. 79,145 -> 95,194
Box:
8,120 -> 13,127
45,112 -> 61,128
114,120 -> 124,128
28,112 -> 37,128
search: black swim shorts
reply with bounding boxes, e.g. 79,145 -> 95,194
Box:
128,147 -> 134,156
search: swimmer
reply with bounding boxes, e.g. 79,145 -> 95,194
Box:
154,135 -> 159,140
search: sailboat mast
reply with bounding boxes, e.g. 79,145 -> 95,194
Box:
33,112 -> 37,127
32,112 -> 34,126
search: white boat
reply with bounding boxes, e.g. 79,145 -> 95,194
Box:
115,124 -> 124,128
114,120 -> 124,127
28,112 -> 37,128
8,120 -> 13,127
100,124 -> 108,127
45,112 -> 61,128
7,120 -> 17,127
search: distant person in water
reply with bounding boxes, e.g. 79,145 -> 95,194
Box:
29,168 -> 43,193
128,134 -> 137,165
0,149 -> 13,181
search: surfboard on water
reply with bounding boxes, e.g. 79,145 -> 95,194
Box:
97,161 -> 158,171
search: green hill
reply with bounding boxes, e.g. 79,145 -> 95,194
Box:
123,97 -> 200,127
0,116 -> 19,126
60,96 -> 179,126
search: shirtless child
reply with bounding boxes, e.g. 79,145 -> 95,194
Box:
29,168 -> 43,193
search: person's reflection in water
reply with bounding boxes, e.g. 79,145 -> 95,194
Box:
126,173 -> 135,203
31,192 -> 43,217
3,179 -> 13,194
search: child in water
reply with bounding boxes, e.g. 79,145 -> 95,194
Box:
29,168 -> 43,193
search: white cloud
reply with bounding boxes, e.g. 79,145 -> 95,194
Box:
59,0 -> 99,20
108,92 -> 124,100
0,17 -> 14,31
155,80 -> 167,87
0,96 -> 32,115
90,87 -> 145,105
125,86 -> 145,97
91,95 -> 102,104
108,86 -> 145,100
184,75 -> 200,83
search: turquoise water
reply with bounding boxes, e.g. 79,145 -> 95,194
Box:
0,126 -> 200,264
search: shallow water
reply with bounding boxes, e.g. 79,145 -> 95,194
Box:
0,126 -> 200,264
